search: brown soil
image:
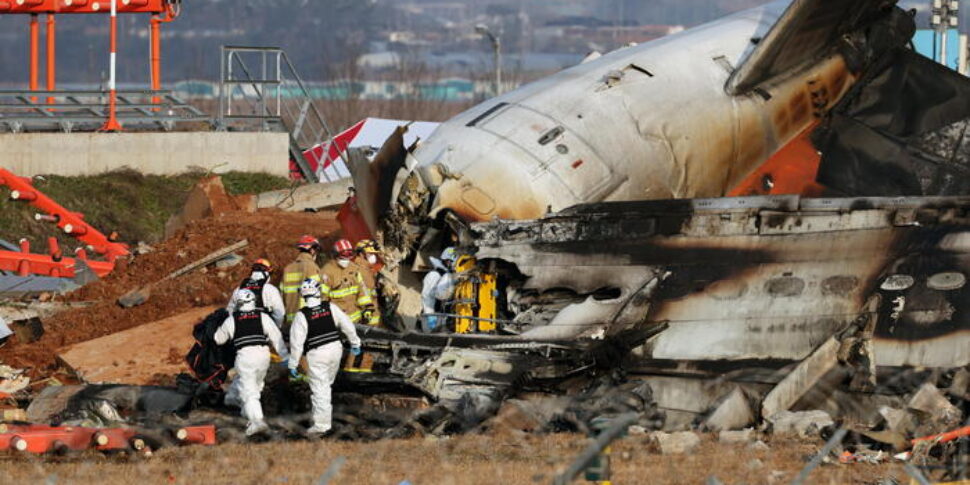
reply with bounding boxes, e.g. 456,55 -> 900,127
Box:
0,433 -> 905,484
0,209 -> 341,378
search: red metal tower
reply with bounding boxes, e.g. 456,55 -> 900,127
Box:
1,0 -> 181,129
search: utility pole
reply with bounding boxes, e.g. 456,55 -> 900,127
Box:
931,0 -> 960,68
476,24 -> 502,96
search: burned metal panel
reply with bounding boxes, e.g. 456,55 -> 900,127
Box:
471,195 -> 970,367
868,237 -> 970,367
758,209 -> 893,234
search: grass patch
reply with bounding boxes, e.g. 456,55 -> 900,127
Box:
221,172 -> 292,196
0,169 -> 293,252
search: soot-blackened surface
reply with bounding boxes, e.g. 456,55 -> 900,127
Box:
872,238 -> 970,340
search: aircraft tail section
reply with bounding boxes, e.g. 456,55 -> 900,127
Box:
726,0 -> 909,95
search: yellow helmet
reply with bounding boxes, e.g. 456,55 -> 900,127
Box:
355,239 -> 380,254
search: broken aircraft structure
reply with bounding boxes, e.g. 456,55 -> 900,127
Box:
335,0 -> 970,429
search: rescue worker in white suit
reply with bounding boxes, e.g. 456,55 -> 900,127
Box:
421,247 -> 457,331
226,258 -> 285,327
214,289 -> 289,436
223,259 -> 287,411
288,278 -> 362,435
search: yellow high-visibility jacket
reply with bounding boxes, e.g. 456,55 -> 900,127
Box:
320,259 -> 372,324
281,252 -> 321,323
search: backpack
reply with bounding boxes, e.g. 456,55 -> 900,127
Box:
184,309 -> 235,391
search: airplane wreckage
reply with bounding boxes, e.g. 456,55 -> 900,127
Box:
332,0 -> 970,432
40,0 -> 970,438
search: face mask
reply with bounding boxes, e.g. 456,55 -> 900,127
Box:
366,254 -> 378,265
304,296 -> 322,307
251,271 -> 267,281
337,259 -> 351,268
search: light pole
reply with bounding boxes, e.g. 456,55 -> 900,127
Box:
476,24 -> 502,96
931,0 -> 960,68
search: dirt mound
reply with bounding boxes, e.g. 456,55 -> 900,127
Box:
1,209 -> 340,376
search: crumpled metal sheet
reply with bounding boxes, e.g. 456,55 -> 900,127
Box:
816,49 -> 970,196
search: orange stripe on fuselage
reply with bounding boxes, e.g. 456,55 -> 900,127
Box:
728,123 -> 827,197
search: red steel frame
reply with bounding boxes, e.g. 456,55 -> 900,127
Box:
0,0 -> 179,119
0,237 -> 115,278
0,168 -> 128,277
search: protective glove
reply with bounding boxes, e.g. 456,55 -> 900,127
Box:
362,309 -> 374,322
289,367 -> 300,379
426,315 -> 438,330
350,346 -> 362,356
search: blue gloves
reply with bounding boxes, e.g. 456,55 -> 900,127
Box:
350,346 -> 362,356
426,315 -> 438,330
289,367 -> 300,379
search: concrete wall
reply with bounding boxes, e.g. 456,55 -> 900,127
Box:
0,132 -> 290,177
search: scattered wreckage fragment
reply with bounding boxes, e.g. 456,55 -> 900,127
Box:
346,322 -> 668,434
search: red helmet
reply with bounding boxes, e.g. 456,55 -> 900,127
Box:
296,235 -> 320,251
333,239 -> 354,258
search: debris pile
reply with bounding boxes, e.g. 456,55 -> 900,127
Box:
0,208 -> 339,377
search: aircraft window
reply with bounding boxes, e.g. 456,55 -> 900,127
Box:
927,272 -> 966,291
765,276 -> 804,297
880,274 -> 914,291
821,275 -> 858,296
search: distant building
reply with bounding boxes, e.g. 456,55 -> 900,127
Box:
356,50 -> 582,74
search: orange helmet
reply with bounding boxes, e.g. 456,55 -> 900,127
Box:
296,235 -> 320,251
252,258 -> 272,272
333,239 -> 354,258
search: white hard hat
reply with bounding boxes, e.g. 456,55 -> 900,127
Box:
300,278 -> 322,299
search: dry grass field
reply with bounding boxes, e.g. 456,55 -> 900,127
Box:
0,433 -> 905,484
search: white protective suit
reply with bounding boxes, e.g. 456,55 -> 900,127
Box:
420,257 -> 455,329
214,308 -> 289,431
225,271 -> 286,327
288,298 -> 361,433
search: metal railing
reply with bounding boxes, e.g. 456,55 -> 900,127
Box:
0,89 -> 209,133
218,45 -> 337,182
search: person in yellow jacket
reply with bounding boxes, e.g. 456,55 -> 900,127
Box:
281,235 -> 323,330
354,239 -> 383,327
319,238 -> 373,324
